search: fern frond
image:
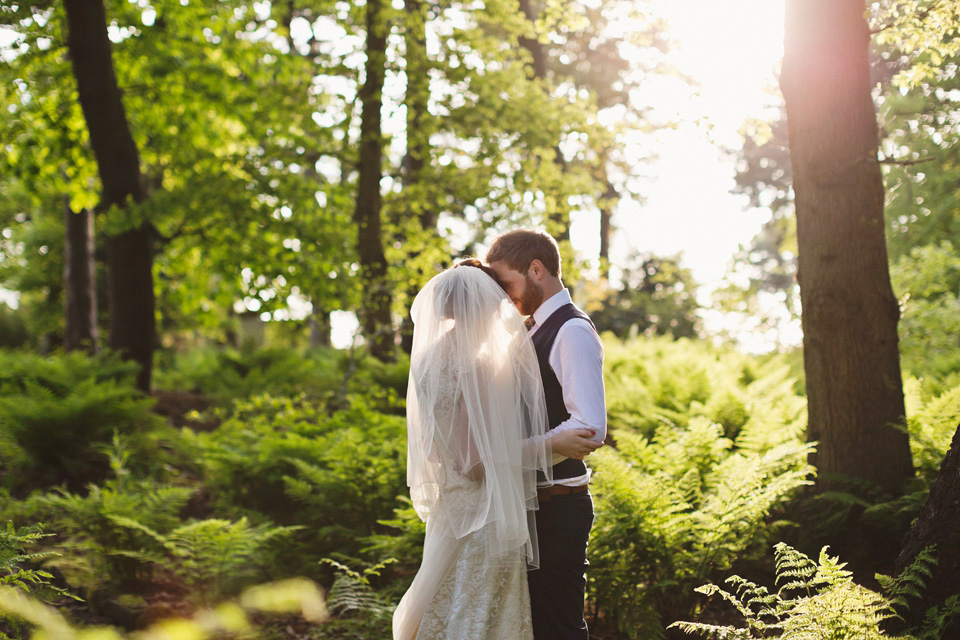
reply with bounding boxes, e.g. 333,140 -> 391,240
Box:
879,544 -> 937,611
694,583 -> 756,622
321,558 -> 392,619
913,593 -> 960,640
666,620 -> 755,639
676,542 -> 899,640
773,543 -> 818,594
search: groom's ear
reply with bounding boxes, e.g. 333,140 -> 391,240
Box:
528,259 -> 545,280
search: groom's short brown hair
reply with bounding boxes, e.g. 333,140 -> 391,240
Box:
485,229 -> 562,278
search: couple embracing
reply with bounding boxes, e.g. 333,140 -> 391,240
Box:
393,229 -> 606,640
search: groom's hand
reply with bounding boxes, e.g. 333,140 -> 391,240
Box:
550,428 -> 604,460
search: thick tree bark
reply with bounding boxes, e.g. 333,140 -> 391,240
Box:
398,0 -> 432,355
354,0 -> 394,362
894,423 -> 960,633
781,0 -> 912,494
63,0 -> 154,390
63,202 -> 98,353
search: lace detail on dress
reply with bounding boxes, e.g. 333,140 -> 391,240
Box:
415,526 -> 534,640
410,341 -> 534,639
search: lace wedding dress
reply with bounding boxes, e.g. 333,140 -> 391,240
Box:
392,265 -> 550,640
402,378 -> 534,639
413,530 -> 533,638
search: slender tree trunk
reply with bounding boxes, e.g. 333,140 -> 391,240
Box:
517,0 -> 569,242
399,0 -> 432,354
517,0 -> 548,79
402,0 -> 430,217
106,227 -> 155,390
598,153 -> 617,279
63,201 -> 98,353
894,423 -> 960,634
780,0 -> 912,495
63,0 -> 154,390
309,307 -> 332,347
354,0 -> 394,362
599,202 -> 612,278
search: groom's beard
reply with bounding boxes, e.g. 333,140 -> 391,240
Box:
518,275 -> 545,316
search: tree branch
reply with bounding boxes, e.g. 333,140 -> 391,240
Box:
877,155 -> 936,166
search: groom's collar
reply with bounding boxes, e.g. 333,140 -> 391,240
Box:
530,288 -> 573,329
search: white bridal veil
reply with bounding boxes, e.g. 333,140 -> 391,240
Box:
393,264 -> 552,639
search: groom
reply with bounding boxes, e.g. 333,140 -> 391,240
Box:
487,229 -> 605,640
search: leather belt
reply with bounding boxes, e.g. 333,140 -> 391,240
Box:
537,484 -> 589,502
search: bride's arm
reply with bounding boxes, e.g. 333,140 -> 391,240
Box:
453,392 -> 484,482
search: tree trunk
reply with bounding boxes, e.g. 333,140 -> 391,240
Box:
106,227 -> 155,390
309,307 -> 332,347
63,201 -> 98,353
780,0 -> 912,495
598,156 -> 617,280
63,0 -> 154,390
517,0 -> 570,242
399,0 -> 432,355
894,423 -> 960,633
517,0 -> 548,79
354,0 -> 394,362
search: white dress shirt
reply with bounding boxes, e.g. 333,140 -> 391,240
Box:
529,289 -> 606,486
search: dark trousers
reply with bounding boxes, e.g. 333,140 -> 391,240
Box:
528,490 -> 594,640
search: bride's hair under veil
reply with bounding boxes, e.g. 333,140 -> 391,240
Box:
405,261 -> 553,568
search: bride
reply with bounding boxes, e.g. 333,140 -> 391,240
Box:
392,259 -> 553,639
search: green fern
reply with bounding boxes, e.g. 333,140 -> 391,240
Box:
0,521 -> 78,640
911,594 -> 960,640
876,546 -> 937,612
589,423 -> 812,638
185,393 -> 407,575
23,443 -> 194,596
0,350 -> 160,493
0,521 -> 75,603
321,558 -> 395,619
874,546 -> 960,638
106,515 -> 302,604
670,543 -> 911,639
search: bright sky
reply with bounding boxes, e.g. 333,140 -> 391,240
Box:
591,0 -> 799,349
578,0 -> 785,283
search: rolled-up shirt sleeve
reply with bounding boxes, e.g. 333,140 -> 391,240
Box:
544,319 -> 607,445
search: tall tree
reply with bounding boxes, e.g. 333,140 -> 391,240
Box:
513,0 -> 665,268
354,0 -> 394,361
516,0 -> 573,242
62,0 -> 153,390
3,0 -> 335,354
397,0 -> 435,353
780,0 -> 912,494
